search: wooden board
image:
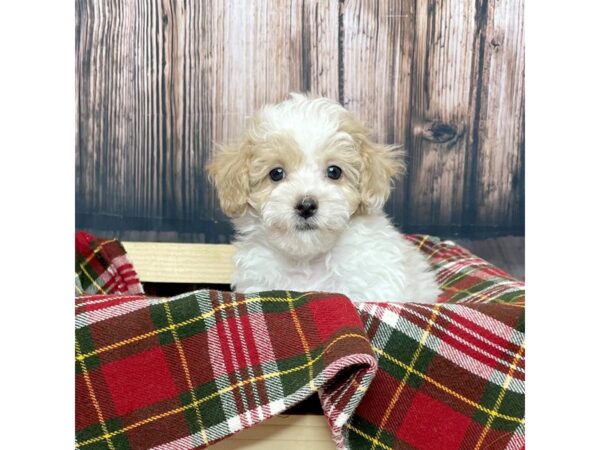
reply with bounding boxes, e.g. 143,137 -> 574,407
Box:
122,241 -> 235,284
210,415 -> 335,450
341,0 -> 414,221
405,0 -> 481,228
471,0 -> 526,227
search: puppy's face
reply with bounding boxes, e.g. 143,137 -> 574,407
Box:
208,94 -> 404,258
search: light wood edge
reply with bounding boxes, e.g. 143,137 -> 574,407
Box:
211,415 -> 336,449
122,241 -> 235,284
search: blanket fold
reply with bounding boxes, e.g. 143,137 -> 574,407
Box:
75,231 -> 144,296
76,290 -> 377,449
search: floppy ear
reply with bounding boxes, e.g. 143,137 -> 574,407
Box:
357,137 -> 405,214
206,142 -> 251,217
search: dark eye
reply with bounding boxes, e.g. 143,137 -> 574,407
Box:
326,165 -> 342,180
269,167 -> 285,182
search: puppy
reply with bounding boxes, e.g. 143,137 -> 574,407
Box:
208,93 -> 440,303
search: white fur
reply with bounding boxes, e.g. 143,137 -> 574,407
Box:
211,93 -> 441,303
232,213 -> 440,303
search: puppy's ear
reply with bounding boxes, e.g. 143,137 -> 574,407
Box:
357,137 -> 405,214
207,142 -> 251,217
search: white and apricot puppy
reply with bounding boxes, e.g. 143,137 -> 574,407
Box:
208,93 -> 440,303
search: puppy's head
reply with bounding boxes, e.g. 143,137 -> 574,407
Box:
207,93 -> 404,257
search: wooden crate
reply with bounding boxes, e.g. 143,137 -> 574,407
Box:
122,241 -> 336,449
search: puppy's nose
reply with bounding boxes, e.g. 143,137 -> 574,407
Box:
295,197 -> 318,219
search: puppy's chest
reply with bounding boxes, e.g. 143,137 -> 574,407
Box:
280,259 -> 336,291
271,252 -> 392,293
246,253 -> 351,293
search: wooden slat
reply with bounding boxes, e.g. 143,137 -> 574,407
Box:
210,415 -> 335,450
406,0 -> 483,228
472,0 -> 525,227
122,241 -> 235,284
299,0 -> 340,97
341,0 -> 415,223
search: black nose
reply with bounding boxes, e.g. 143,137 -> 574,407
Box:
295,197 -> 318,219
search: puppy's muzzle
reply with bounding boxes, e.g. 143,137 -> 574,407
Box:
295,197 -> 318,219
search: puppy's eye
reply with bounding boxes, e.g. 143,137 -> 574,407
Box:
269,167 -> 285,182
326,165 -> 342,180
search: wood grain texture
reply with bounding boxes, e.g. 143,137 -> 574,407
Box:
341,0 -> 415,222
76,0 -> 340,241
471,0 -> 525,227
76,0 -> 525,242
210,415 -> 335,450
405,0 -> 481,229
122,241 -> 235,283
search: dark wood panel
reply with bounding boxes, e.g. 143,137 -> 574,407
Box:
405,0 -> 482,228
341,0 -> 414,224
471,0 -> 525,227
75,0 -> 525,242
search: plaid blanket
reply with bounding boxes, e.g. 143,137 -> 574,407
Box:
75,233 -> 524,450
75,231 -> 144,296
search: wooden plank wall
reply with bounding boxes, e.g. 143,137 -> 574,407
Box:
76,0 -> 524,242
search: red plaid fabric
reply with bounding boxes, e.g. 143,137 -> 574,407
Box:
351,301 -> 524,449
75,233 -> 524,450
75,231 -> 143,296
76,291 -> 376,449
404,234 -> 524,305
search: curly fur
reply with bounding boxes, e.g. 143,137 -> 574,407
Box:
207,93 -> 440,303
